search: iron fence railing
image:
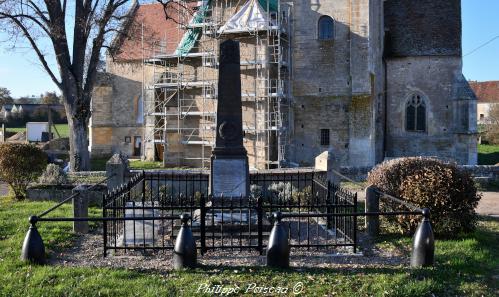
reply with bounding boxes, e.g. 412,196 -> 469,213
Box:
103,171 -> 358,255
22,169 -> 434,268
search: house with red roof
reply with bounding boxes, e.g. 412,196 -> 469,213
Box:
469,81 -> 499,124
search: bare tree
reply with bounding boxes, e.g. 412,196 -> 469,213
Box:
484,104 -> 499,144
0,0 -> 137,171
0,87 -> 13,106
41,91 -> 60,105
156,0 -> 194,25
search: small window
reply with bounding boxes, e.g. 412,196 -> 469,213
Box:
318,16 -> 334,40
125,136 -> 131,144
406,94 -> 426,132
479,114 -> 484,120
320,129 -> 330,146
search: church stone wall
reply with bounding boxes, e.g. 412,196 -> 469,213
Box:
384,0 -> 461,57
386,56 -> 477,164
289,0 -> 378,167
90,0 -> 476,168
90,59 -> 152,159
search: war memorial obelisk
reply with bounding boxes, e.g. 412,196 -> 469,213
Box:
210,39 -> 249,197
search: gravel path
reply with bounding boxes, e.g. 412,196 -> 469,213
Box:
50,229 -> 407,272
477,192 -> 499,217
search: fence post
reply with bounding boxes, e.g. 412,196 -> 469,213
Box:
103,194 -> 108,257
173,213 -> 197,269
266,212 -> 289,268
72,185 -> 90,233
200,194 -> 206,255
21,216 -> 46,264
257,197 -> 263,255
326,182 -> 332,229
410,208 -> 435,267
141,170 -> 146,202
365,185 -> 380,237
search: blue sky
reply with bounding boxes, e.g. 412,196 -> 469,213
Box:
461,0 -> 499,82
0,0 -> 498,97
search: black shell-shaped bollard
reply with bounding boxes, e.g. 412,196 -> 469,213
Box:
410,208 -> 435,267
266,212 -> 289,268
21,216 -> 46,264
173,214 -> 197,269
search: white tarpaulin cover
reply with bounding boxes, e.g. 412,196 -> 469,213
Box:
218,0 -> 274,33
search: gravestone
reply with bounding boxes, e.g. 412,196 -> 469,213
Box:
210,40 -> 249,198
106,153 -> 129,192
121,201 -> 160,246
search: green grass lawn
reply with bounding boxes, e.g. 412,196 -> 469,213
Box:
340,181 -> 367,192
6,124 -> 70,138
129,159 -> 164,170
478,144 -> 499,165
0,199 -> 497,296
90,158 -> 176,171
89,158 -> 108,171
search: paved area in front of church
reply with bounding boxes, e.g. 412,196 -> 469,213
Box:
354,190 -> 499,217
477,192 -> 499,217
0,182 -> 8,197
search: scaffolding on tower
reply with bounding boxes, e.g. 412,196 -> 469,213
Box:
143,0 -> 291,169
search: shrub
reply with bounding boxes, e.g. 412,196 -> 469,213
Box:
0,143 -> 47,200
293,185 -> 313,205
266,182 -> 313,205
250,184 -> 262,202
268,182 -> 297,204
38,163 -> 68,185
367,157 -> 481,235
158,185 -> 172,200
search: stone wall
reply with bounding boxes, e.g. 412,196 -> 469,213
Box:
26,185 -> 107,207
289,0 -> 382,167
385,56 -> 477,165
460,165 -> 499,181
90,59 -> 152,158
369,0 -> 386,164
384,0 -> 461,57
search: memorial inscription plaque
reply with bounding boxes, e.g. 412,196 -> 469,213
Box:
212,159 -> 247,196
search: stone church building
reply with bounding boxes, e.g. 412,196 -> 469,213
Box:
90,0 -> 477,169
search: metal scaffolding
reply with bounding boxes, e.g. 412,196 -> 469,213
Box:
144,0 -> 291,169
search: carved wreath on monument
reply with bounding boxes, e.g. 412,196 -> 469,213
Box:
218,121 -> 238,141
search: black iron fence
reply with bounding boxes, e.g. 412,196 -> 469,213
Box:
103,170 -> 358,255
22,169 -> 434,268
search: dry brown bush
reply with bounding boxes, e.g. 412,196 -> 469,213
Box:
367,157 -> 481,235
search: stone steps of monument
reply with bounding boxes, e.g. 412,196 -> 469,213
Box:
170,226 -> 272,238
169,231 -> 272,240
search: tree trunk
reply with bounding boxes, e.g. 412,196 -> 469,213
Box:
67,115 -> 90,172
62,81 -> 91,172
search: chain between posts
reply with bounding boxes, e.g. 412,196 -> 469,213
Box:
37,175 -> 114,218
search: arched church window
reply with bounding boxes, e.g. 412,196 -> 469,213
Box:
318,16 -> 334,40
406,94 -> 426,132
